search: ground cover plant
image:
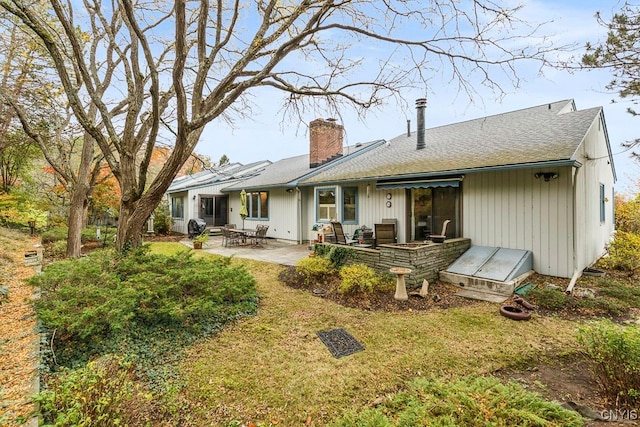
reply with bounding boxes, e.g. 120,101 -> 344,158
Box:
333,375 -> 583,426
523,272 -> 640,319
40,225 -> 115,252
29,245 -> 258,424
34,355 -> 160,427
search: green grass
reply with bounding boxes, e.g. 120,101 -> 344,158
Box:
147,241 -> 191,256
148,243 -> 581,426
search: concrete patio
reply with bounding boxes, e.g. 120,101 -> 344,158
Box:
180,236 -> 310,266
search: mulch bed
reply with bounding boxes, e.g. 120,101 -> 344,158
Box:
278,265 -> 479,312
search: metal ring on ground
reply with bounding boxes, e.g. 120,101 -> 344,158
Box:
500,305 -> 531,320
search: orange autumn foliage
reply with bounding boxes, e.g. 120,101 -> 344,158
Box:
152,146 -> 208,178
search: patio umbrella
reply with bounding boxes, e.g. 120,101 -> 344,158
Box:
239,189 -> 248,230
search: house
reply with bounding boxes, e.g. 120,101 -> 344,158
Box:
168,99 -> 616,280
166,160 -> 271,233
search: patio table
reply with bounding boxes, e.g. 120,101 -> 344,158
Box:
230,228 -> 257,245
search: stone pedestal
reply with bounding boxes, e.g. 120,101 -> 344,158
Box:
390,267 -> 412,301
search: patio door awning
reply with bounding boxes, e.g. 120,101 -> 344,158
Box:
375,176 -> 463,190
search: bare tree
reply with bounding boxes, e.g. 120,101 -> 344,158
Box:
0,10 -> 109,257
0,0 -> 563,250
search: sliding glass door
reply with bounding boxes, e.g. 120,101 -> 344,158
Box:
410,187 -> 459,241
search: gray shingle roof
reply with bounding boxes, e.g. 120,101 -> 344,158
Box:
298,99 -> 604,184
167,161 -> 271,192
223,141 -> 382,191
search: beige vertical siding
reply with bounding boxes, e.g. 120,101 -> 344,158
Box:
462,114 -> 615,278
463,167 -> 575,278
169,191 -> 188,234
226,187 -> 299,241
573,115 -> 616,272
303,183 -> 407,243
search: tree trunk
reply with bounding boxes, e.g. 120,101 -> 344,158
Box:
66,132 -> 95,258
114,131 -> 202,253
66,184 -> 88,257
115,193 -> 163,251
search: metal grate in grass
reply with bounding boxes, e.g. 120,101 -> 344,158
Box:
317,328 -> 364,358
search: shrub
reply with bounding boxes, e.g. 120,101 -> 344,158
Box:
614,195 -> 640,234
576,320 -> 640,406
599,231 -> 640,273
49,240 -> 67,258
81,226 -> 100,243
313,244 -> 355,268
338,264 -> 382,295
326,245 -> 355,268
0,192 -> 47,229
597,277 -> 640,303
35,355 -> 157,426
296,256 -> 335,287
41,227 -> 68,244
526,287 -> 568,310
153,200 -> 173,235
31,251 -> 135,342
313,243 -> 330,257
333,375 -> 583,426
30,246 -> 258,365
41,226 -> 101,244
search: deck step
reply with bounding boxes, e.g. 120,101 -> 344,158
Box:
208,227 -> 223,236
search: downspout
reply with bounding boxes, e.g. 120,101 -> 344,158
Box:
566,166 -> 581,294
296,187 -> 302,244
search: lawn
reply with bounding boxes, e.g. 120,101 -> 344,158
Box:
143,244 -> 583,426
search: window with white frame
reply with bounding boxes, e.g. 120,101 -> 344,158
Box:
342,187 -> 358,223
316,188 -> 336,221
171,196 -> 184,219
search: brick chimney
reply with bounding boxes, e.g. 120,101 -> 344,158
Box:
309,118 -> 344,168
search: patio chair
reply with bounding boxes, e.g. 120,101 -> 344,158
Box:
224,223 -> 236,230
251,224 -> 269,245
221,227 -> 241,247
330,221 -> 357,245
374,223 -> 396,247
381,218 -> 397,242
429,220 -> 450,243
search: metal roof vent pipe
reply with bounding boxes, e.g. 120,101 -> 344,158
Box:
416,98 -> 427,150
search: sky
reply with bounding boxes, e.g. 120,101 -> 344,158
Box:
194,0 -> 640,196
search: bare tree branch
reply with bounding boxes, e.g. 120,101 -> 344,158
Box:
0,0 -> 569,249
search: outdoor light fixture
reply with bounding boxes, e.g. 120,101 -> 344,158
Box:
534,172 -> 559,182
286,188 -> 294,193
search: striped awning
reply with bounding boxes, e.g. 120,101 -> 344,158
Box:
375,176 -> 463,190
